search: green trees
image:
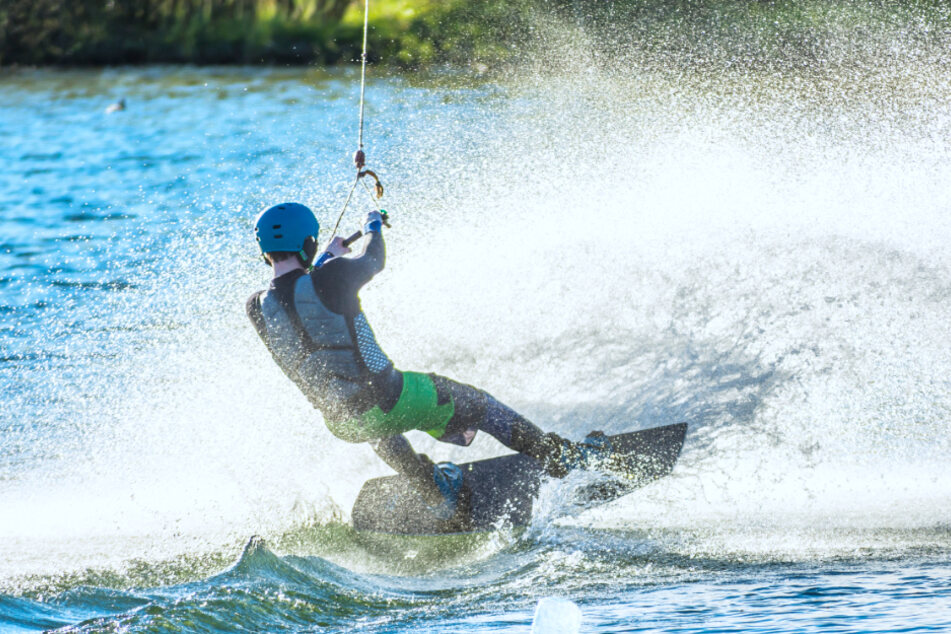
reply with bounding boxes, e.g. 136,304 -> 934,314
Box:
0,0 -> 535,66
0,0 -> 361,65
4,0 -> 945,68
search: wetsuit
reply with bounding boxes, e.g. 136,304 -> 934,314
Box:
246,228 -> 559,491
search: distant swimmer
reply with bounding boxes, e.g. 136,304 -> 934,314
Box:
245,203 -> 609,521
105,98 -> 125,114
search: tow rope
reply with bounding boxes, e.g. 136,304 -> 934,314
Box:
328,0 -> 388,244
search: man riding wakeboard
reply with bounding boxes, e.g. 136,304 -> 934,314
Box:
246,202 -> 603,524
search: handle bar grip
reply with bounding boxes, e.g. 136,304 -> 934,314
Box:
341,211 -> 390,247
341,231 -> 363,248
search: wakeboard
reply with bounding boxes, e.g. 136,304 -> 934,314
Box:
352,422 -> 687,535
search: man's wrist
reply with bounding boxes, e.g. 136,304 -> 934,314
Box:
314,251 -> 334,268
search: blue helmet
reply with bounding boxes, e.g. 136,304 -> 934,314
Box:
254,202 -> 319,260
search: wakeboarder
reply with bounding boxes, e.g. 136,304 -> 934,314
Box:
245,202 -> 604,520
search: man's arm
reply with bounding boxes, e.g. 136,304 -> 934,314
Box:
245,291 -> 267,342
311,213 -> 386,314
369,435 -> 450,506
370,434 -> 431,481
336,227 -> 384,291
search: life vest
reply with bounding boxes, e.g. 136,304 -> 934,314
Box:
249,270 -> 396,423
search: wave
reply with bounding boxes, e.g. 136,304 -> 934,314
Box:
4,518 -> 950,633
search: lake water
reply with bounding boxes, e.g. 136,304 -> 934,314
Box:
1,49 -> 950,632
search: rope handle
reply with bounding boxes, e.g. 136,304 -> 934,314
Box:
342,231 -> 363,247
327,0 -> 386,244
340,210 -> 391,248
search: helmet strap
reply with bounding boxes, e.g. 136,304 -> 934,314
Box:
300,237 -> 318,268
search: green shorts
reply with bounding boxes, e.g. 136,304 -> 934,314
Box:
324,371 -> 455,443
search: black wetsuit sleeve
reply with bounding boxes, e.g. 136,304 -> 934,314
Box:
370,435 -> 433,483
344,229 -> 385,288
246,291 -> 267,342
311,230 -> 385,315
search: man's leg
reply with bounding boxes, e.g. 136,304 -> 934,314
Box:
430,374 -> 577,477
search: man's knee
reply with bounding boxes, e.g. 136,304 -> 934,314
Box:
428,373 -> 489,427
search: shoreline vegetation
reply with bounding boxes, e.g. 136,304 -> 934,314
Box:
0,0 -> 948,69
0,0 -> 535,67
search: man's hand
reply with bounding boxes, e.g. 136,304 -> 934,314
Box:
363,211 -> 384,231
324,236 -> 352,259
